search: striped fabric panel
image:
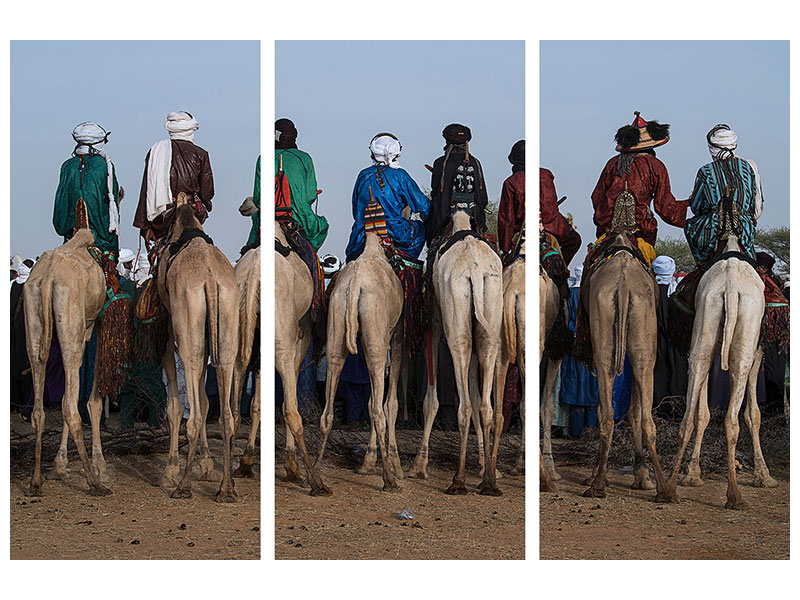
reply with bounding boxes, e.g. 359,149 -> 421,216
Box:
364,199 -> 388,238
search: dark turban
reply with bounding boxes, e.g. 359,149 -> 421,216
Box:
756,251 -> 776,270
508,139 -> 525,173
275,118 -> 298,149
442,123 -> 472,145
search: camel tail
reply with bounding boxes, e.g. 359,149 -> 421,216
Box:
238,278 -> 259,364
38,275 -> 55,363
719,279 -> 738,371
614,287 -> 629,377
503,285 -> 518,362
345,276 -> 361,355
206,281 -> 221,365
469,271 -> 492,334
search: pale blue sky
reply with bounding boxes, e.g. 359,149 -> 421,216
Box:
276,40 -> 525,258
10,40 -> 260,261
541,40 -> 789,266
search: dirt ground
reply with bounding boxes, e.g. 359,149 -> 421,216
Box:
275,426 -> 525,560
10,410 -> 260,560
540,413 -> 790,560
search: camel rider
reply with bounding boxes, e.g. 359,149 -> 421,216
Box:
591,112 -> 687,262
684,124 -> 763,264
134,111 -> 214,245
540,167 -> 582,267
247,155 -> 261,247
275,118 -> 328,250
53,122 -> 121,256
426,123 -> 489,249
345,133 -> 430,262
498,140 -> 527,264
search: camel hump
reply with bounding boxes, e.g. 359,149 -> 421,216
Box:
63,228 -> 95,250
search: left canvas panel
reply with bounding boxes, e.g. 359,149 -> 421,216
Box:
9,40 -> 261,559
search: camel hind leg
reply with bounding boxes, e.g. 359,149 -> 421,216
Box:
160,342 -> 182,490
234,369 -> 261,478
171,355 -> 204,499
411,323 -> 440,479
445,337 -> 472,495
682,376 -> 710,487
540,357 -> 561,481
743,347 -> 779,488
27,350 -> 48,495
478,344 -> 502,496
86,373 -> 108,484
384,329 -> 404,479
47,420 -> 70,481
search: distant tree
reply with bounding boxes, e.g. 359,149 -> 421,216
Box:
654,235 -> 694,273
485,201 -> 499,238
755,226 -> 789,279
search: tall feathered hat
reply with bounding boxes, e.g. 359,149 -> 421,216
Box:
615,111 -> 670,152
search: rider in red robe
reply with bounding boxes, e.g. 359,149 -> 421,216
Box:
540,167 -> 581,266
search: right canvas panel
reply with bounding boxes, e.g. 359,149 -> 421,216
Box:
539,40 -> 789,560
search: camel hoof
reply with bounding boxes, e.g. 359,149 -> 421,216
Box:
47,468 -> 68,481
632,478 -> 656,490
725,497 -> 748,510
197,468 -> 222,482
284,470 -> 305,486
510,465 -> 525,476
27,484 -> 43,497
753,474 -> 779,488
161,464 -> 180,489
581,476 -> 594,486
89,484 -> 113,497
680,474 -> 704,487
215,491 -> 237,504
170,487 -> 192,499
356,465 -> 377,476
445,483 -> 468,495
654,489 -> 678,504
583,487 -> 606,498
233,464 -> 257,479
309,484 -> 332,497
540,480 -> 558,493
410,468 -> 429,480
382,480 -> 401,493
478,482 -> 503,496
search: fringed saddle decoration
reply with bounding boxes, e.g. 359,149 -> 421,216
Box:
87,245 -> 133,399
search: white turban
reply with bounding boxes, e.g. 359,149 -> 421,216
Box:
321,254 -> 342,277
568,265 -> 583,288
118,248 -> 136,264
708,125 -> 737,160
71,122 -> 119,236
166,111 -> 199,141
653,255 -> 677,295
370,135 -> 402,169
16,262 -> 31,284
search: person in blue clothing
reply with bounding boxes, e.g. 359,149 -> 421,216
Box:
345,133 -> 431,262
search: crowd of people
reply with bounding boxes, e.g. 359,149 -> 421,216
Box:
273,119 -> 526,431
10,112 -> 260,429
541,113 -> 789,438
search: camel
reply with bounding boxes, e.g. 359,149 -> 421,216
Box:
411,210 -> 504,494
23,229 -> 111,496
582,232 -> 674,502
275,223 -> 330,496
493,251 -> 526,477
317,231 -> 405,491
158,202 -> 239,502
539,267 -> 563,484
231,247 -> 261,478
666,235 -> 778,509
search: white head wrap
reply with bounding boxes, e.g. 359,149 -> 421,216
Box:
370,134 -> 402,169
707,124 -> 737,160
16,262 -> 31,284
321,254 -> 342,277
166,111 -> 199,141
653,255 -> 677,295
568,265 -> 583,288
71,122 -> 119,235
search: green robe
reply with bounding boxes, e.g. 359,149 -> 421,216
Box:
53,154 -> 120,255
246,155 -> 261,246
275,149 -> 328,251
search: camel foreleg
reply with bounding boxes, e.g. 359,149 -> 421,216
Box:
86,375 -> 107,484
47,419 -> 70,481
383,329 -> 404,480
161,345 -> 182,490
540,357 -> 561,481
411,327 -> 439,479
28,356 -> 47,496
235,369 -> 260,478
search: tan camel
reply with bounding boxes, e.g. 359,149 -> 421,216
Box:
275,223 -> 330,495
666,235 -> 778,509
317,232 -> 405,490
492,249 -> 526,478
583,233 -> 674,502
231,247 -> 261,478
158,203 -> 239,502
539,268 -> 563,484
425,211 -> 503,494
23,229 -> 111,496
410,222 -> 502,488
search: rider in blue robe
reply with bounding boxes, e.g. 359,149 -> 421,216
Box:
345,134 -> 430,262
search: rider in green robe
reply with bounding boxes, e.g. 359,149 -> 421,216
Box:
275,119 -> 328,251
53,122 -> 121,256
245,155 -> 261,247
